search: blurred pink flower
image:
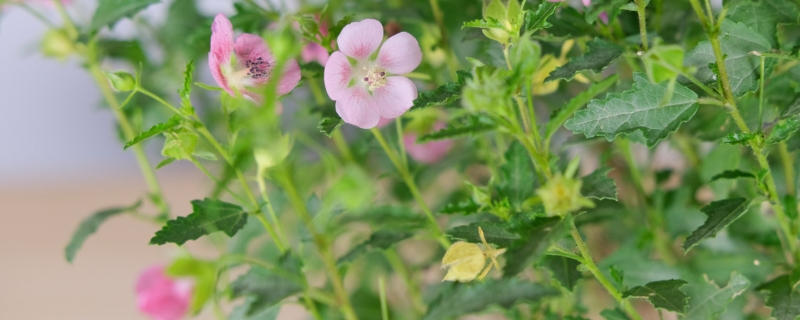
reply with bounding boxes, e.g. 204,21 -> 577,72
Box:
300,16 -> 331,66
136,265 -> 192,320
376,116 -> 394,128
403,121 -> 453,164
323,19 -> 422,129
208,13 -> 301,103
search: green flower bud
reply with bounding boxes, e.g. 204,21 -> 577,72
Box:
105,71 -> 136,92
536,173 -> 595,217
254,134 -> 293,175
41,29 -> 75,61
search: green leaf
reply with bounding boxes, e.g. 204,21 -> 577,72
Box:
410,70 -> 471,111
767,118 -> 800,145
65,201 -> 141,263
683,198 -> 751,253
580,167 -> 617,201
337,231 -> 413,265
318,116 -> 343,137
328,14 -> 353,40
231,254 -> 303,316
541,256 -> 582,291
161,130 -> 198,160
89,0 -> 160,33
166,257 -> 217,315
727,0 -> 799,47
123,115 -> 181,149
97,39 -> 147,63
564,73 -> 699,147
446,222 -> 520,248
721,132 -> 757,145
523,2 -> 561,33
179,60 -> 194,108
418,114 -> 497,142
156,158 -> 175,169
150,198 -> 248,245
545,38 -> 624,82
710,170 -> 756,181
300,61 -> 325,78
782,94 -> 800,119
683,272 -> 750,320
441,198 -> 482,215
600,308 -> 630,320
422,279 -> 559,320
685,20 -> 771,97
462,17 -> 505,29
230,297 -> 279,320
585,0 -> 628,24
503,216 -> 568,276
546,75 -> 619,138
498,141 -> 536,208
757,269 -> 800,320
622,279 -> 689,313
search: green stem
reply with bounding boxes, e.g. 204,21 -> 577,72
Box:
780,142 -> 796,197
635,0 -> 649,50
429,0 -> 459,78
277,169 -> 359,320
758,56 -> 766,133
379,276 -> 389,320
371,128 -> 449,247
570,221 -> 643,320
384,249 -> 425,315
256,177 -> 289,250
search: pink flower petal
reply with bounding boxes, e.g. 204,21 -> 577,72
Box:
376,32 -> 422,74
135,266 -> 192,320
599,11 -> 609,24
209,13 -> 235,96
582,0 -> 591,6
335,87 -> 380,129
376,116 -> 394,129
277,59 -> 301,96
372,76 -> 417,119
337,19 -> 383,60
324,51 -> 353,100
233,33 -> 274,86
403,122 -> 453,164
302,42 -> 330,66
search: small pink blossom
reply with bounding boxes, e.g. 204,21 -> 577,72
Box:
300,16 -> 331,66
376,116 -> 394,128
136,265 -> 193,320
209,13 -> 301,103
403,121 -> 453,164
323,19 -> 422,129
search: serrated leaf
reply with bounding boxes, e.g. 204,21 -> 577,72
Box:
162,130 -> 198,160
411,70 -> 471,111
782,94 -> 800,119
150,198 -> 248,245
446,222 -> 520,247
728,0 -> 799,47
338,231 -> 413,265
721,132 -> 757,145
600,308 -> 630,320
545,38 -> 623,82
498,141 -> 536,208
231,254 -> 303,316
503,216 -> 568,276
685,20 -> 771,97
179,60 -> 194,108
546,75 -> 619,138
166,257 -> 216,315
683,198 -> 751,253
580,167 -> 617,200
684,272 -> 750,320
757,269 -> 800,320
123,115 -> 181,149
523,2 -> 561,33
767,118 -> 800,144
622,279 -> 689,313
328,14 -> 353,40
565,73 -> 699,147
710,170 -> 755,181
541,256 -> 582,291
318,116 -> 343,137
417,114 -> 497,142
422,279 -> 559,320
156,158 -> 175,169
441,198 -> 482,215
65,201 -> 141,263
462,17 -> 505,29
230,297 -> 279,320
89,0 -> 160,33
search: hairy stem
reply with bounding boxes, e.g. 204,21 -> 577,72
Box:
635,0 -> 649,50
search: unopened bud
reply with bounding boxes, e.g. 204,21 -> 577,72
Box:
106,71 -> 136,92
41,29 -> 74,60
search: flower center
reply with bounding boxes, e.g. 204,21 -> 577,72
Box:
362,66 -> 387,91
245,56 -> 270,80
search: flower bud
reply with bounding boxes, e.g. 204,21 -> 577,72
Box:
254,134 -> 293,175
106,71 -> 136,92
41,29 -> 74,61
441,242 -> 486,282
536,173 -> 595,216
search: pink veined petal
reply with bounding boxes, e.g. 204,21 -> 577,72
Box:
376,32 -> 422,74
208,52 -> 235,96
302,42 -> 330,66
323,51 -> 353,100
582,0 -> 591,6
372,76 -> 417,119
136,266 -> 172,294
403,134 -> 453,164
135,266 -> 191,320
234,33 -> 275,86
277,59 -> 302,95
376,116 -> 394,129
337,19 -> 384,60
335,87 -> 381,129
209,14 -> 235,95
241,88 -> 263,104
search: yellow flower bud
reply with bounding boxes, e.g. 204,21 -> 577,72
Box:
441,227 -> 506,282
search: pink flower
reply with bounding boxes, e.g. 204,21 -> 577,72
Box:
300,17 -> 331,66
209,13 -> 301,103
136,265 -> 193,320
402,121 -> 453,164
323,19 -> 422,129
